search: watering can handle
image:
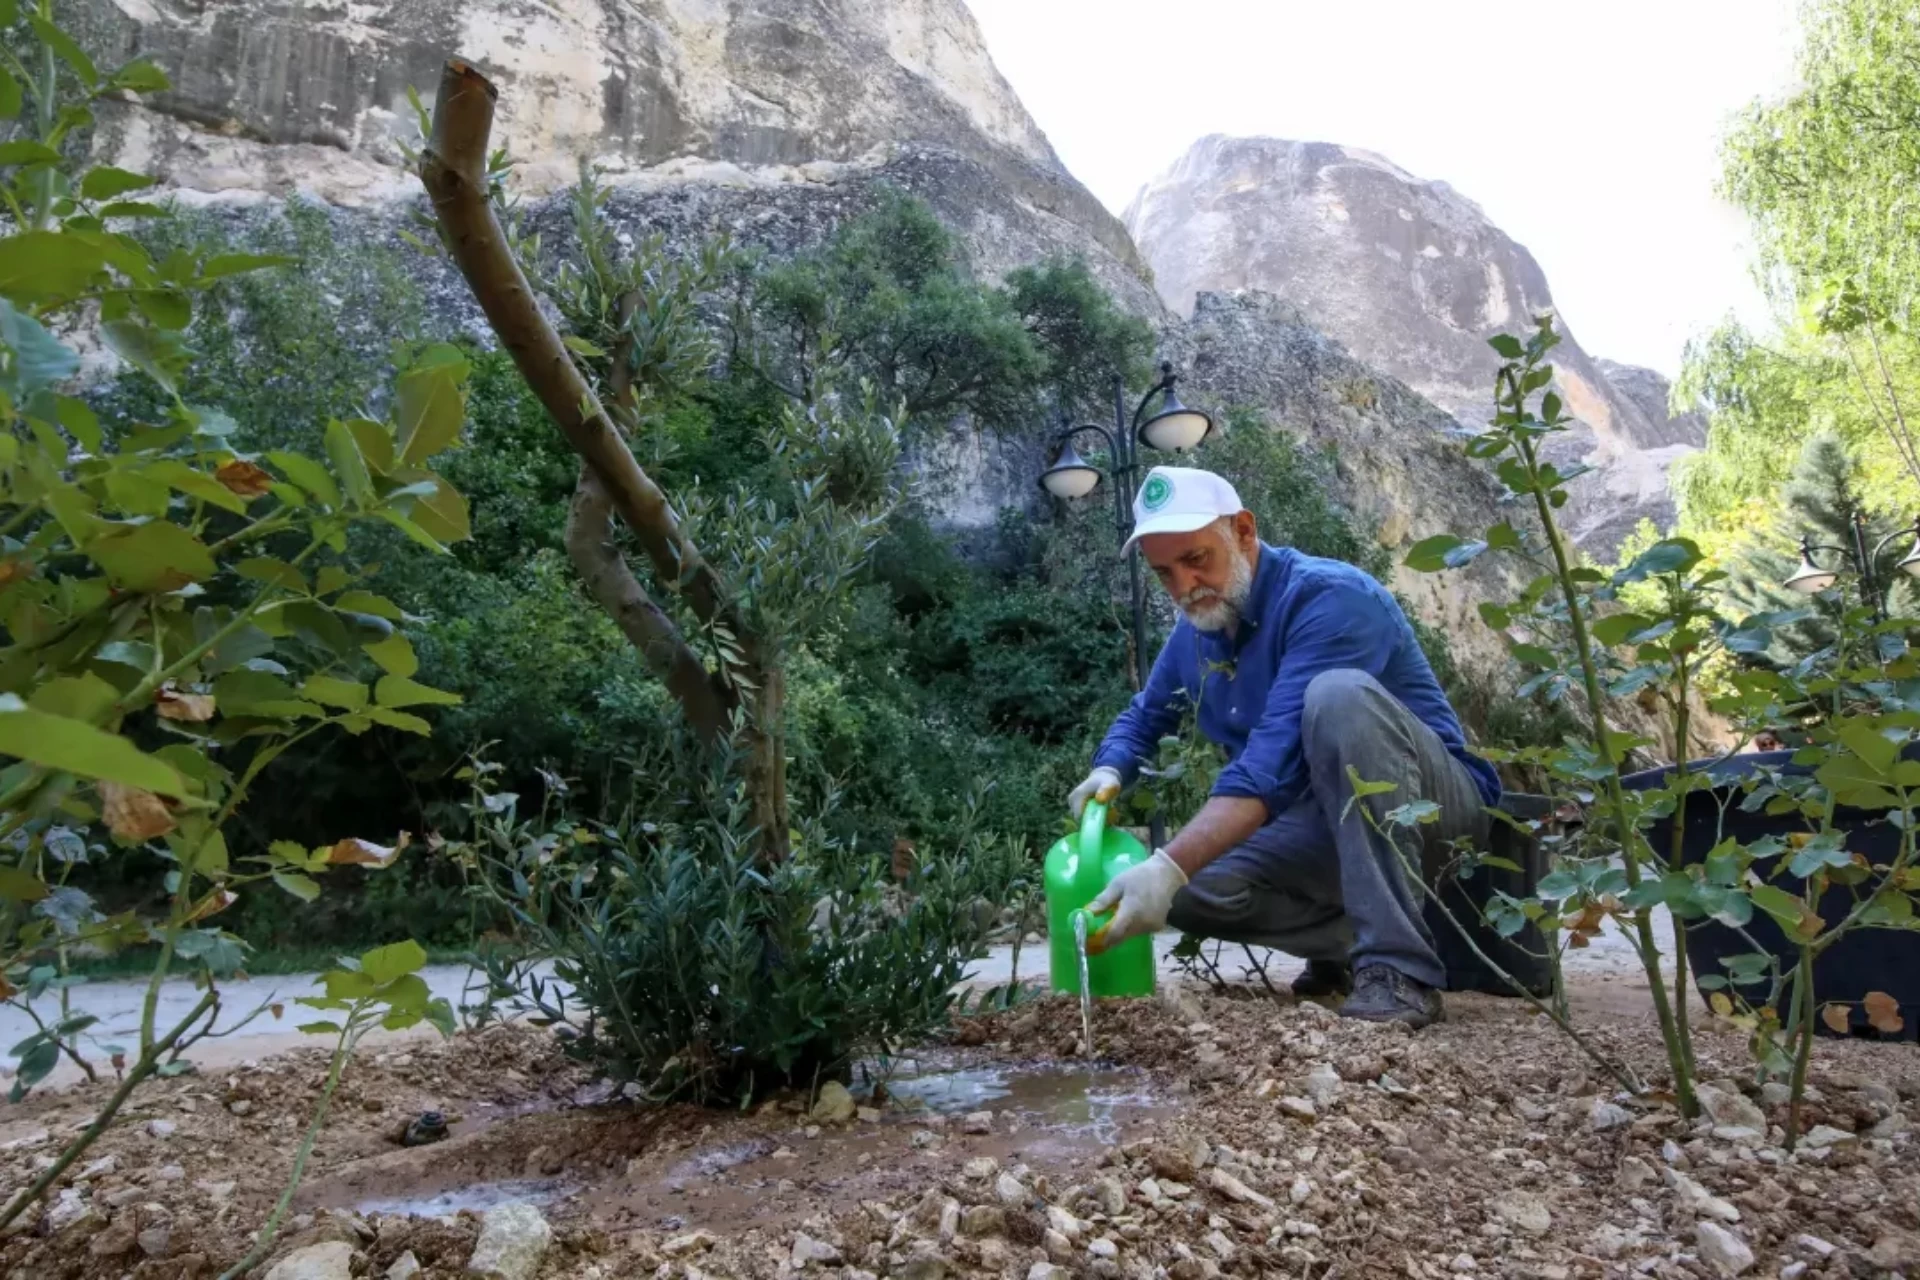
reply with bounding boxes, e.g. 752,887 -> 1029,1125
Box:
1076,797 -> 1111,897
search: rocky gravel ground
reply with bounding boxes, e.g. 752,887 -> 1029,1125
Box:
0,982 -> 1915,1280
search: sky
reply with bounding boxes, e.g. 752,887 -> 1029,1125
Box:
961,0 -> 1805,377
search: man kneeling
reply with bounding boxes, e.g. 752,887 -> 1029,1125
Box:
1072,466 -> 1500,1028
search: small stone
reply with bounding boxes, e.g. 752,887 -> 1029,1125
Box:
1867,1231 -> 1920,1271
910,1130 -> 939,1149
1799,1125 -> 1855,1149
1304,1063 -> 1343,1107
1045,1229 -> 1075,1262
1779,1264 -> 1806,1280
1589,1224 -> 1644,1260
1661,1139 -> 1685,1166
1282,1219 -> 1321,1238
1619,1156 -> 1656,1190
46,1189 -> 100,1236
1697,1085 -> 1767,1132
1590,1099 -> 1633,1131
963,1157 -> 999,1180
88,1215 -> 138,1258
1094,1177 -> 1127,1216
810,1081 -> 856,1125
137,1224 -> 172,1258
229,1100 -> 253,1117
1029,1265 -> 1071,1280
467,1201 -> 552,1280
790,1233 -> 841,1267
662,1230 -> 717,1256
1289,1176 -> 1313,1205
1489,1190 -> 1551,1236
1693,1221 -> 1754,1276
994,1172 -> 1028,1206
1279,1096 -> 1317,1122
145,1120 -> 176,1139
772,1146 -> 798,1160
387,1253 -> 423,1280
1207,1167 -> 1275,1210
1790,1234 -> 1834,1259
1451,1254 -> 1478,1272
1667,1170 -> 1740,1223
960,1205 -> 1006,1237
263,1241 -> 355,1280
78,1156 -> 117,1179
1759,1083 -> 1792,1108
1088,1237 -> 1119,1259
963,1111 -> 993,1135
1047,1206 -> 1084,1240
1206,1231 -> 1235,1261
1150,1143 -> 1197,1183
856,1106 -> 882,1123
1712,1125 -> 1764,1145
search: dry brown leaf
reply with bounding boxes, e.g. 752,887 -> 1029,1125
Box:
184,888 -> 237,923
154,685 -> 216,722
1863,990 -> 1906,1035
270,1003 -> 284,1021
215,459 -> 274,498
1822,1003 -> 1852,1035
99,781 -> 176,841
0,971 -> 15,1001
0,559 -> 31,587
1795,906 -> 1826,940
326,837 -> 399,868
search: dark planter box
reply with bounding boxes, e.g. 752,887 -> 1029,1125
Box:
1622,751 -> 1920,1042
1425,792 -> 1556,998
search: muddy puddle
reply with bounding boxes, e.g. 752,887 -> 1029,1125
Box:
305,1052 -> 1175,1236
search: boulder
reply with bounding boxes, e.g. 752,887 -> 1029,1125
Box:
466,1202 -> 553,1280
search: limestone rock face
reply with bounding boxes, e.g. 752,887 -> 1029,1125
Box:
1125,135 -> 1697,553
69,0 -> 1140,271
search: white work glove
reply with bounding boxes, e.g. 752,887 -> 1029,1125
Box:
1068,766 -> 1123,819
1085,850 -> 1188,954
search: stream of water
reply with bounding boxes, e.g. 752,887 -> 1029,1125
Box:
1072,910 -> 1093,1051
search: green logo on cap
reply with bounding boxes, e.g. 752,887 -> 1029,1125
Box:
1141,474 -> 1173,511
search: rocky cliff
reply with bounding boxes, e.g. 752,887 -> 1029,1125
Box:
1124,135 -> 1703,554
68,1 -> 1543,678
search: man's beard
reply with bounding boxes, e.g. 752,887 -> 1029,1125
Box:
1178,548 -> 1254,632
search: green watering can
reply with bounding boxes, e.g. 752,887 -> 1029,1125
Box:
1043,798 -> 1157,997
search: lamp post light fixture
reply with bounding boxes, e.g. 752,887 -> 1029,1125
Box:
1036,361 -> 1215,848
1780,510 -> 1920,618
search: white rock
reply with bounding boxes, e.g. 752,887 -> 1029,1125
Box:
1047,1206 -> 1084,1240
1780,1264 -> 1807,1280
963,1110 -> 993,1135
1282,1219 -> 1321,1238
1088,1237 -> 1119,1259
145,1120 -> 176,1139
1791,1235 -> 1835,1259
1451,1254 -> 1477,1272
1661,1139 -> 1685,1166
137,1225 -> 172,1258
1207,1167 -> 1275,1210
856,1106 -> 881,1123
264,1241 -> 355,1280
1488,1190 -> 1552,1236
1304,1063 -> 1343,1107
1694,1221 -> 1754,1276
467,1202 -> 553,1280
229,1100 -> 253,1116
78,1156 -> 117,1179
153,1164 -> 185,1182
1279,1096 -> 1317,1122
1697,1085 -> 1767,1132
1289,1176 -> 1313,1205
963,1157 -> 1000,1180
662,1230 -> 716,1256
994,1172 -> 1028,1207
1028,1264 -> 1071,1280
45,1189 -> 99,1235
790,1233 -> 841,1267
1206,1230 -> 1235,1260
1800,1125 -> 1855,1149
387,1253 -> 423,1280
1667,1170 -> 1741,1223
1094,1177 -> 1127,1216
1590,1099 -> 1633,1131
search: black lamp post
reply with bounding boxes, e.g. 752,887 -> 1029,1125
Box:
1038,362 -> 1214,846
1781,510 -> 1920,619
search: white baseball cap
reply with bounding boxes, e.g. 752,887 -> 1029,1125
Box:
1122,466 -> 1244,553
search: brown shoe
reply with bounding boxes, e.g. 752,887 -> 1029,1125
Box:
1339,965 -> 1444,1029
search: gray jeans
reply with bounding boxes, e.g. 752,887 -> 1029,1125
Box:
1165,667 -> 1489,988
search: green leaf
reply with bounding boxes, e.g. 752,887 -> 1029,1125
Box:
361,939 -> 427,985
362,706 -> 432,735
85,520 -> 216,591
0,230 -> 108,304
395,346 -> 468,464
271,871 -> 320,903
102,321 -> 187,394
1591,612 -> 1652,647
144,459 -> 248,514
334,590 -> 402,621
1788,839 -> 1854,879
324,419 -> 373,506
0,299 -> 79,395
233,557 -> 307,590
377,508 -> 447,554
30,15 -> 100,87
0,140 -> 62,167
1540,391 -> 1562,421
1749,883 -> 1806,929
391,468 -> 469,545
362,633 -> 418,677
79,167 -> 157,202
373,675 -> 460,709
1488,334 -> 1524,359
265,450 -> 340,508
0,696 -> 186,797
108,60 -> 170,94
1837,719 -> 1898,775
131,288 -> 191,331
0,66 -> 20,119
346,417 -> 394,475
301,675 -> 368,711
1405,534 -> 1466,573
0,865 -> 50,903
1508,642 -> 1557,669
296,1021 -> 343,1036
1614,538 -> 1703,584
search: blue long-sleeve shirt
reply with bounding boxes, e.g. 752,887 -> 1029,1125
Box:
1094,543 -> 1500,816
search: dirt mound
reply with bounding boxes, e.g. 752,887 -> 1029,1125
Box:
3,988 -> 1915,1279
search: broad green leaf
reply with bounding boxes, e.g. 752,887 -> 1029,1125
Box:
334,590 -> 402,621
0,299 -> 79,396
362,632 -> 418,677
271,871 -> 320,902
0,230 -> 108,304
30,16 -> 100,87
0,696 -> 186,797
363,706 -> 431,735
374,675 -> 460,709
1749,884 -> 1806,930
108,60 -> 170,94
131,288 -> 191,331
378,508 -> 447,554
0,141 -> 61,166
0,865 -> 49,903
346,417 -> 394,475
265,450 -> 340,508
1787,835 -> 1854,879
85,520 -> 216,591
296,1021 -> 342,1036
1614,538 -> 1703,584
0,65 -> 19,119
144,460 -> 248,514
1404,534 -> 1466,573
102,321 -> 187,394
1591,612 -> 1652,647
324,419 -> 373,506
1837,719 -> 1898,775
395,349 -> 468,464
394,468 -> 470,544
79,167 -> 157,202
377,972 -> 430,1016
28,673 -> 119,721
233,557 -> 307,590
1488,334 -> 1524,359
361,939 -> 427,985
301,675 -> 368,711
185,830 -> 229,878
55,396 -> 101,451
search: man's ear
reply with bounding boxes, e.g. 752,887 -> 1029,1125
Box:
1234,509 -> 1259,555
